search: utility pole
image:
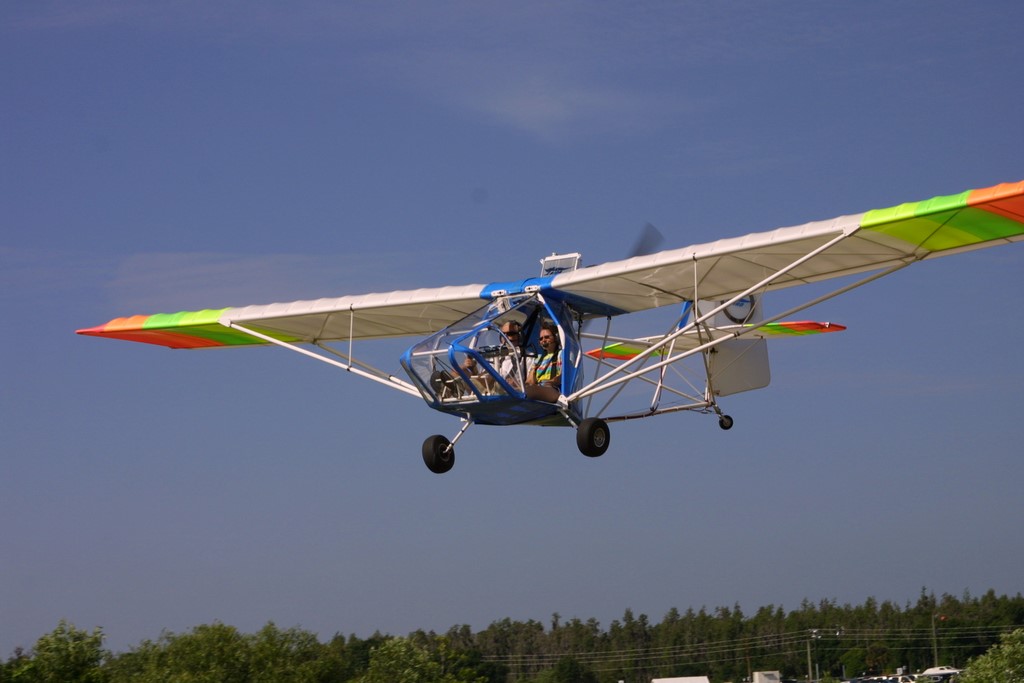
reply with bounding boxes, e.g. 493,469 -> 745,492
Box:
807,629 -> 820,682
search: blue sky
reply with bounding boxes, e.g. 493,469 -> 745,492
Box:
2,0 -> 1023,655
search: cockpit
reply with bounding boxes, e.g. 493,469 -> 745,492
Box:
400,293 -> 582,426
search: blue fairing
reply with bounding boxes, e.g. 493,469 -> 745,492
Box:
479,277 -> 554,300
480,276 -> 628,317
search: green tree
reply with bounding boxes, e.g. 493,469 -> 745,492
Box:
865,641 -> 891,674
357,637 -> 443,683
105,622 -> 249,683
5,620 -> 107,683
960,628 -> 1024,683
248,623 -> 334,682
839,647 -> 867,679
105,622 -> 343,683
324,631 -> 390,681
545,656 -> 597,683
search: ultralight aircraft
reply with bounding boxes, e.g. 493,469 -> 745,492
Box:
79,180 -> 1024,473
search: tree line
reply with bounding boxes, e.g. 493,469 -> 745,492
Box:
3,589 -> 1022,683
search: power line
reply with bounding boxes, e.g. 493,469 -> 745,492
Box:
483,624 -> 1022,671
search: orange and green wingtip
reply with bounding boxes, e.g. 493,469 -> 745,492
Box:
967,180 -> 1024,221
863,180 -> 1024,252
77,308 -> 272,349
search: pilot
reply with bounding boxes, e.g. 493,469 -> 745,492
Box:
459,321 -> 527,395
525,322 -> 561,402
497,320 -> 530,391
458,336 -> 494,395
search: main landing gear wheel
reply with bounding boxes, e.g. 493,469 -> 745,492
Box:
576,417 -> 610,458
422,434 -> 455,474
718,415 -> 734,430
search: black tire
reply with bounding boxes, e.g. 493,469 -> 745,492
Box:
576,417 -> 610,458
718,415 -> 734,430
422,434 -> 455,474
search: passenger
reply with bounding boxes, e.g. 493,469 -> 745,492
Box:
525,322 -> 561,403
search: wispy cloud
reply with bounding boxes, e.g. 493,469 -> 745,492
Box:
5,1 -> 715,139
8,1 -> 984,141
103,249 -> 462,313
347,3 -> 715,138
1,246 -> 452,316
3,0 -> 207,31
103,252 -> 350,312
0,246 -> 113,307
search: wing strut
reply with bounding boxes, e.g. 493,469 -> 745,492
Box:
225,322 -> 422,398
571,233 -> 914,404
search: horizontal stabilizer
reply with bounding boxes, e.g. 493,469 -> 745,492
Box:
585,321 -> 845,360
